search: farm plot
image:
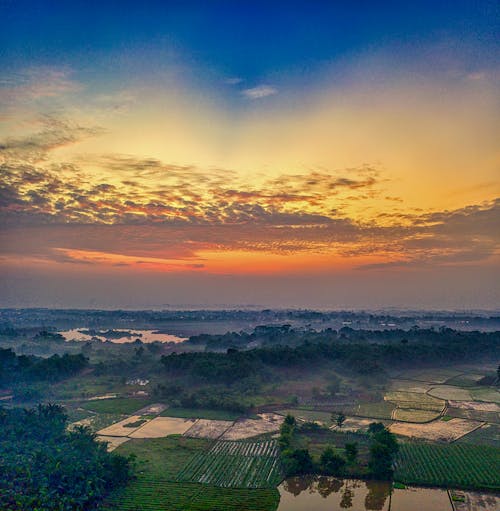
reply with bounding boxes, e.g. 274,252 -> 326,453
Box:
392,408 -> 440,423
470,388 -> 500,404
390,418 -> 483,442
331,417 -> 385,432
428,385 -> 472,401
389,379 -> 434,394
96,435 -> 130,451
177,440 -> 282,489
450,490 -> 500,511
129,417 -> 195,438
393,368 -> 463,383
385,391 -> 445,412
447,406 -> 500,424
97,415 -> 149,437
184,419 -> 234,439
276,409 -> 333,425
221,414 -> 284,440
81,397 -> 153,414
394,442 -> 500,490
457,423 -> 500,448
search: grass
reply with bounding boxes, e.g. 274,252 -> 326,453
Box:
105,436 -> 280,510
160,407 -> 241,421
81,397 -> 153,414
394,442 -> 500,490
176,440 -> 282,488
457,423 -> 500,448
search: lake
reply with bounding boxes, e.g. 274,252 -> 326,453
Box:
277,476 -> 453,510
58,328 -> 187,344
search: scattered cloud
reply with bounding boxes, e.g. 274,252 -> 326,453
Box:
242,84 -> 277,99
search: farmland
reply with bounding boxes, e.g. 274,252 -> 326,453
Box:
177,440 -> 282,488
394,442 -> 500,490
105,436 -> 280,510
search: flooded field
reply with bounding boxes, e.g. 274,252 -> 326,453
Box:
59,328 -> 186,343
277,477 -> 453,510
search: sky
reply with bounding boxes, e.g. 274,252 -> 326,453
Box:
0,1 -> 499,309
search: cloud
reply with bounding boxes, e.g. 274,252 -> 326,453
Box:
224,77 -> 243,85
242,85 -> 277,99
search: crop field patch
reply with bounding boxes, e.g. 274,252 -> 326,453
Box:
394,442 -> 500,490
160,407 -> 242,421
184,419 -> 234,439
221,414 -> 284,440
389,379 -> 434,394
97,415 -> 150,437
444,373 -> 486,387
428,385 -> 472,401
390,418 -> 483,442
96,435 -> 130,451
448,400 -> 500,412
176,440 -> 282,489
393,368 -> 463,384
385,391 -> 445,412
451,490 -> 500,511
447,406 -> 500,424
129,417 -> 196,438
470,388 -> 500,404
81,397 -> 153,414
392,408 -> 440,423
353,401 -> 396,420
331,416 -> 384,432
457,423 -> 500,448
276,409 -> 333,425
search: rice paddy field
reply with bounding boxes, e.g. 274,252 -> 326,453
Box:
394,442 -> 500,491
177,440 -> 282,488
384,391 -> 445,412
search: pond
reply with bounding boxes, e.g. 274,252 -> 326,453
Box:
58,328 -> 187,344
277,476 -> 453,510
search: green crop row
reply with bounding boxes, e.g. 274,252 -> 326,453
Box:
394,442 -> 500,490
177,440 -> 283,489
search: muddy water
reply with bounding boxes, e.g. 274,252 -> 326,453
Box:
277,476 -> 452,510
59,328 -> 186,344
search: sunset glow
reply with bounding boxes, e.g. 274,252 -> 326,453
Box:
1,2 -> 499,308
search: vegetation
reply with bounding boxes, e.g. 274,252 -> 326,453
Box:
177,440 -> 282,488
81,397 -> 153,414
0,347 -> 87,384
394,442 -> 500,490
0,404 -> 132,511
106,436 -> 280,511
160,407 -> 241,421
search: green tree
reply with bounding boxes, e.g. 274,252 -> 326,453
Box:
320,447 -> 346,475
345,442 -> 358,463
334,412 -> 346,428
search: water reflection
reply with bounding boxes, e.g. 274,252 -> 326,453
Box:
58,328 -> 186,344
278,477 -> 452,510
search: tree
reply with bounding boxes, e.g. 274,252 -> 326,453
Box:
282,449 -> 314,476
284,414 -> 296,426
334,412 -> 346,428
320,447 -> 346,475
368,422 -> 385,434
345,442 -> 358,463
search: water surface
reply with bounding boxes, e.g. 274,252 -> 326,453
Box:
277,476 -> 452,510
59,328 -> 186,344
